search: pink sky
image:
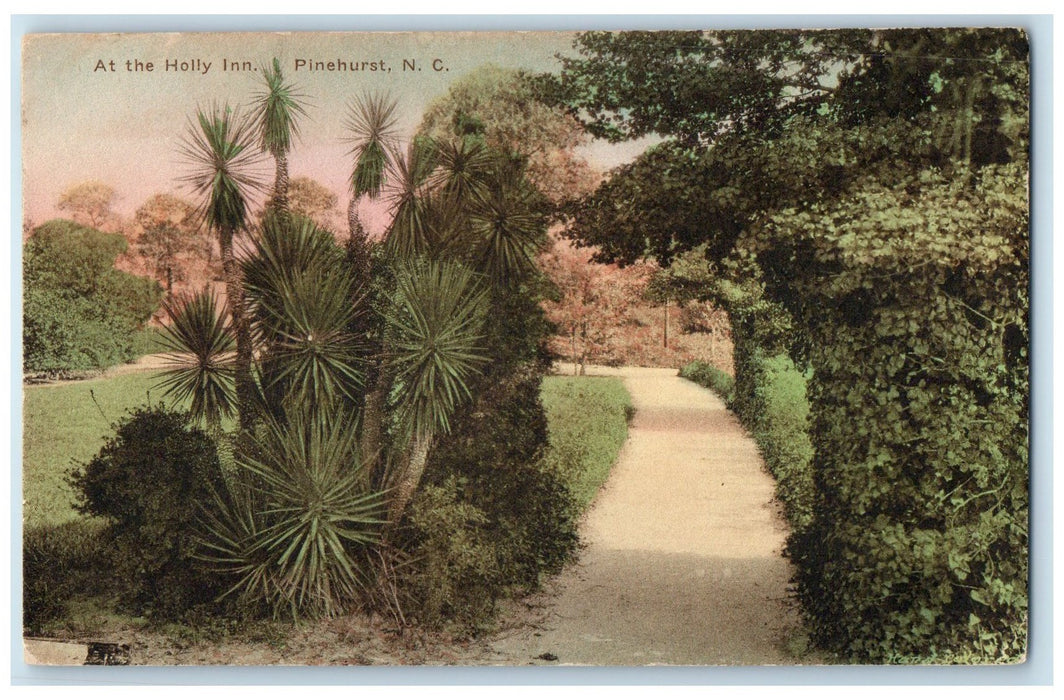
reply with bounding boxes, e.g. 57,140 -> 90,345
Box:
22,31 -> 653,227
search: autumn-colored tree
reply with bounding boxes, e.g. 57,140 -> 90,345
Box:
287,176 -> 343,232
540,235 -> 650,374
57,181 -> 120,230
134,193 -> 210,295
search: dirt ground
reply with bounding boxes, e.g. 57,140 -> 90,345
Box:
473,366 -> 815,666
26,364 -> 819,667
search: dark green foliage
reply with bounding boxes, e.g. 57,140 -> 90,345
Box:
197,410 -> 385,620
23,220 -> 162,374
426,363 -> 576,577
68,405 -> 227,619
400,367 -> 632,636
23,520 -> 111,633
400,479 -> 501,635
777,166 -> 1029,662
398,356 -> 578,632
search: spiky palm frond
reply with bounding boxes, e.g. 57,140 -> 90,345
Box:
433,137 -> 494,208
344,92 -> 400,198
418,193 -> 470,260
383,137 -> 440,259
468,170 -> 547,285
244,213 -> 367,407
156,289 -> 237,427
385,259 -> 488,441
196,409 -> 385,619
257,268 -> 366,408
179,104 -> 268,234
251,58 -> 308,157
244,212 -> 348,329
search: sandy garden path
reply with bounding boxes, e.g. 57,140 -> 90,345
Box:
480,366 -> 809,666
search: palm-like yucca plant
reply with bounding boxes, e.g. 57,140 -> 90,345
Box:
468,164 -> 546,285
244,213 -> 352,336
251,58 -> 308,213
383,259 -> 489,523
157,289 -> 236,428
180,103 -> 267,430
344,92 -> 399,242
197,408 -> 385,619
244,214 -> 367,409
256,267 -> 366,409
433,137 -> 494,209
181,105 -> 266,234
383,137 -> 441,259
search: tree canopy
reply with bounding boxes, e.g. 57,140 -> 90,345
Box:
419,65 -> 597,204
56,181 -> 119,230
24,219 -> 161,373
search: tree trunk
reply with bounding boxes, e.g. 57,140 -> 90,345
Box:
346,195 -> 371,282
219,228 -> 255,432
386,433 -> 433,526
571,325 -> 578,376
663,298 -> 669,348
271,150 -> 289,213
348,194 -> 360,240
361,381 -> 386,482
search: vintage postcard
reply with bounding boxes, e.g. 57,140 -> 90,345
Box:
20,27 -> 1031,669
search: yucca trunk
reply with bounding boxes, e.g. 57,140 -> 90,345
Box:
360,383 -> 385,480
348,195 -> 360,240
386,433 -> 433,525
346,195 -> 373,283
218,227 -> 255,431
271,149 -> 289,212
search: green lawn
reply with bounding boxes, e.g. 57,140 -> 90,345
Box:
23,371 -> 631,529
22,372 -> 177,528
541,375 -> 632,511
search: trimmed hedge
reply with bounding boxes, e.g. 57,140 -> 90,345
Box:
679,361 -> 735,404
715,165 -> 1030,663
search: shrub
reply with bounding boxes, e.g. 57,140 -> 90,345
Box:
679,360 -> 735,403
23,220 -> 162,375
401,480 -> 500,635
196,410 -> 385,620
68,405 -> 227,620
400,362 -> 580,634
23,520 -> 111,633
758,166 -> 1029,662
